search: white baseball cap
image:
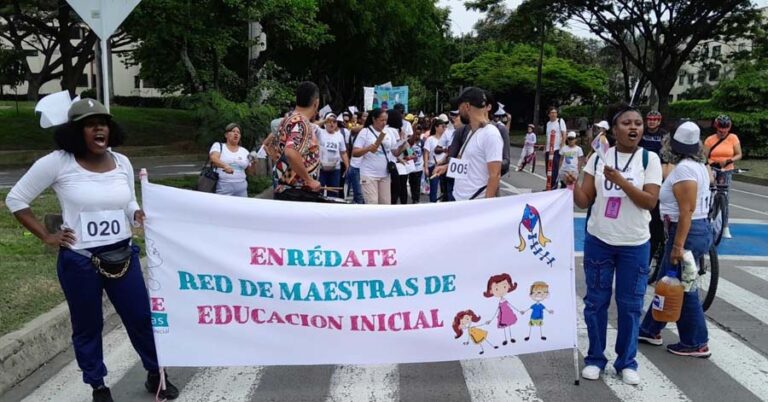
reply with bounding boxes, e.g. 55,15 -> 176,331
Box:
671,121 -> 701,156
594,121 -> 609,130
567,131 -> 578,139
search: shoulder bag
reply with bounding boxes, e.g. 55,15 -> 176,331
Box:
197,142 -> 223,192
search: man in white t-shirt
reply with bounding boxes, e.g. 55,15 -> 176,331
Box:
433,87 -> 502,201
544,107 -> 567,190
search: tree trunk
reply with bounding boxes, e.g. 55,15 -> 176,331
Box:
181,43 -> 203,93
653,79 -> 676,117
25,73 -> 43,100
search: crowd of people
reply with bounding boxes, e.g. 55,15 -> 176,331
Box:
3,80 -> 744,401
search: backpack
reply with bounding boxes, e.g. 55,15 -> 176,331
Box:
585,148 -> 649,224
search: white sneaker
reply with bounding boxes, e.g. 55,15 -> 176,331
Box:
722,227 -> 732,239
581,365 -> 601,380
621,368 -> 641,385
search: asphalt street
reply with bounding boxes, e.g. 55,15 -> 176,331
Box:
2,150 -> 768,401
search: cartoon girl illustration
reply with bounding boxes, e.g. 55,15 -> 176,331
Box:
519,281 -> 555,341
483,273 -> 520,345
452,310 -> 498,355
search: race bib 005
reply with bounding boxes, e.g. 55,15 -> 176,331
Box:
447,158 -> 469,180
80,210 -> 126,242
602,171 -> 635,198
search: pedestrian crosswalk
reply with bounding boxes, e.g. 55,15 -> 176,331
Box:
5,262 -> 768,402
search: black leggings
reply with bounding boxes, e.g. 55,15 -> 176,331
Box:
649,202 -> 665,262
408,171 -> 422,203
391,175 -> 409,204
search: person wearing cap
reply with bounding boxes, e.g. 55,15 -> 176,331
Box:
557,131 -> 584,188
517,124 -> 537,172
564,103 -> 662,386
316,112 -> 350,198
5,99 -> 180,402
208,123 -> 258,197
273,82 -> 324,201
432,87 -> 503,201
545,107 -> 568,190
638,122 -> 713,358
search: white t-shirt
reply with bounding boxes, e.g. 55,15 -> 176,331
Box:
424,136 -> 441,167
412,140 -> 424,170
584,147 -> 663,246
317,129 -> 347,170
660,159 -> 710,222
6,150 -> 140,250
545,119 -> 567,150
559,145 -> 584,175
209,143 -> 250,183
440,127 -> 456,149
402,120 -> 413,137
524,132 -> 537,150
353,127 -> 395,178
452,124 -> 504,201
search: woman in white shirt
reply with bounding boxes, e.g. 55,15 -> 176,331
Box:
317,113 -> 349,198
564,104 -> 662,386
5,99 -> 179,402
208,123 -> 256,197
423,118 -> 447,202
638,122 -> 713,358
352,108 -> 394,204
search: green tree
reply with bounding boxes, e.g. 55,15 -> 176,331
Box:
123,0 -> 328,99
0,46 -> 24,94
551,0 -> 760,115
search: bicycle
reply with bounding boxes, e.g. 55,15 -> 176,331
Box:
708,167 -> 749,246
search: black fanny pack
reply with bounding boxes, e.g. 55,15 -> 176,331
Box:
72,244 -> 133,279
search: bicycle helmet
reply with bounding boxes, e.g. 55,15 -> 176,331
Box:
646,110 -> 662,120
714,114 -> 732,129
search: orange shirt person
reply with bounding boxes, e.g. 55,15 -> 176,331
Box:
703,114 -> 741,239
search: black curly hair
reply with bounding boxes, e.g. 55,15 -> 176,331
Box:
53,118 -> 126,157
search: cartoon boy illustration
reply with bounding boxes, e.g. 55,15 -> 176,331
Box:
482,273 -> 520,345
452,310 -> 499,355
519,281 -> 554,341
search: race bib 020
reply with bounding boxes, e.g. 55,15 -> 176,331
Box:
447,158 -> 469,180
80,210 -> 126,242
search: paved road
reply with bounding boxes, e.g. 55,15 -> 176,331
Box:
2,150 -> 768,401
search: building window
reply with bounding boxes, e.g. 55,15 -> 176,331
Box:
712,45 -> 721,58
688,74 -> 695,86
23,49 -> 38,57
142,78 -> 156,89
679,72 -> 686,85
738,43 -> 747,52
697,71 -> 706,83
701,46 -> 709,58
78,74 -> 88,87
709,66 -> 720,81
134,76 -> 141,89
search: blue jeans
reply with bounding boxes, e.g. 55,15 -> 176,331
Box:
319,168 -> 342,198
640,219 -> 712,348
57,240 -> 159,386
428,166 -> 440,203
583,233 -> 650,372
345,166 -> 365,204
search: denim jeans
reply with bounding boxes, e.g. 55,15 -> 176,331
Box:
640,219 -> 712,348
319,168 -> 342,198
583,233 -> 650,372
428,166 -> 440,203
345,167 -> 365,204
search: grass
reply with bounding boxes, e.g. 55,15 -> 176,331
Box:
0,100 -> 199,151
0,175 -> 271,337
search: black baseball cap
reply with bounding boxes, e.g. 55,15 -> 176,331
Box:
456,87 -> 487,109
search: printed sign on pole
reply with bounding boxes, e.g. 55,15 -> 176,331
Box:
66,0 -> 142,40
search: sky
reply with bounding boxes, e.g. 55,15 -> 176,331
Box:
439,0 -> 768,39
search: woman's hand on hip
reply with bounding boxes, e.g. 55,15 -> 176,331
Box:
44,228 -> 76,248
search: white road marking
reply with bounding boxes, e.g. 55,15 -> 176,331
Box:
731,187 -> 768,200
461,356 -> 541,402
736,266 -> 768,281
575,299 -> 690,401
714,277 -> 768,324
21,326 -> 139,402
730,203 -> 768,217
154,164 -> 197,168
326,365 -> 398,402
176,366 -> 264,402
718,255 -> 768,262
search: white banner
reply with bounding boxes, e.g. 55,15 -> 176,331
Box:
142,182 -> 577,366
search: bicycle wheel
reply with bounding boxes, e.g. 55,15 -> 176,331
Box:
697,246 -> 719,312
710,193 -> 727,246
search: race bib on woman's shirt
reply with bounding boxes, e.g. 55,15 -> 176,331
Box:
80,210 -> 125,242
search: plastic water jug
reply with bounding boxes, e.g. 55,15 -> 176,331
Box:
652,271 -> 684,322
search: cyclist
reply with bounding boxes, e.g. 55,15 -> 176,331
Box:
640,111 -> 669,273
639,122 -> 713,358
704,115 -> 742,239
